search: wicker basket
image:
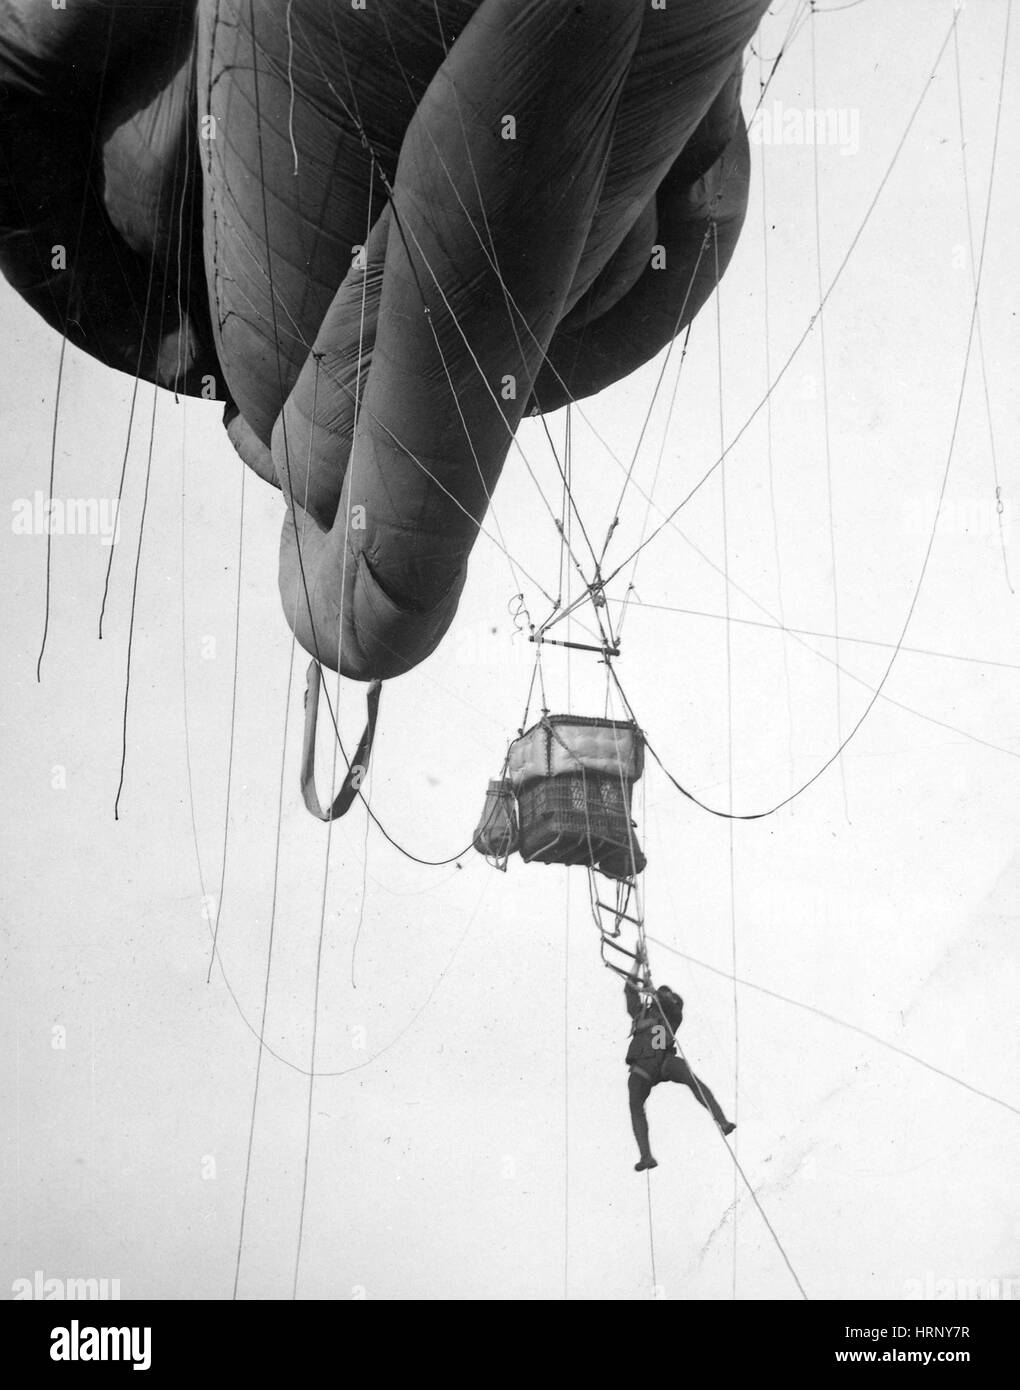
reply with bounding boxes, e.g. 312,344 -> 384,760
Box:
472,778 -> 519,860
517,770 -> 645,877
508,714 -> 644,787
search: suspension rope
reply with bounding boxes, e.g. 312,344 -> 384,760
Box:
596,2 -> 813,567
613,598 -> 1020,675
953,13 -> 1014,595
756,45 -> 797,796
646,935 -> 1020,1119
713,224 -> 740,1299
37,9 -> 119,680
241,0 -> 486,867
646,983 -> 809,1299
205,464 -> 246,982
599,11 -> 964,589
809,2 -> 849,822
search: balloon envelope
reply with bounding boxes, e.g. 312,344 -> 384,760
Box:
0,0 -> 768,679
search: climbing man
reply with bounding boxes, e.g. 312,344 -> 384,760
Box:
625,955 -> 735,1171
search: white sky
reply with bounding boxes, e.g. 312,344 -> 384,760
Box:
2,1 -> 1018,1301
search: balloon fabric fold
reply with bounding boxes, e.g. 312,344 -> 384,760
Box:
0,0 -> 768,680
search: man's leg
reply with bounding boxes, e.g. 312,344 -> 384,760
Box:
663,1055 -> 735,1134
628,1069 -> 658,1170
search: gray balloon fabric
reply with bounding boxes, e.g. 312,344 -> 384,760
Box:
0,0 -> 768,680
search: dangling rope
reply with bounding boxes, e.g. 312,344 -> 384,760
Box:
952,12 -> 1014,596
712,221 -> 740,1299
38,8 -> 119,680
809,3 -> 849,823
643,976 -> 809,1300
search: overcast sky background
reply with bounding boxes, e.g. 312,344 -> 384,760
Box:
2,1 -> 1018,1301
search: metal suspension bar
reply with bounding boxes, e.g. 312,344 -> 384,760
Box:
528,635 -> 620,657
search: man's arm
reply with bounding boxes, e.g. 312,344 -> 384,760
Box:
624,962 -> 644,1020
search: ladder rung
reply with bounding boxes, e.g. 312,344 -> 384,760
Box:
602,960 -> 633,979
595,901 -> 643,927
600,937 -> 639,959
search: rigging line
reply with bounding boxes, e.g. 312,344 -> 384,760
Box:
201,850 -> 480,1080
218,292 -> 511,849
626,600 -> 1020,765
232,325 -> 324,1301
623,325 -> 692,604
246,0 -> 349,757
232,562 -> 300,1302
788,2 -> 816,50
111,108 -> 186,821
312,16 -> 574,574
184,557 -> 475,1088
245,0 -> 476,867
245,7 -> 781,848
356,14 -> 544,605
555,414 -> 568,607
614,349 -> 1011,835
353,2 -> 804,600
223,230 -> 561,612
713,226 -> 739,1301
285,0 -> 299,175
563,871 -> 570,1301
105,22 -> 197,633
370,6 -> 617,587
172,68 -> 195,402
422,300 -> 538,600
112,382 -> 160,822
953,16 -> 1014,595
562,484 -> 576,1296
519,645 -> 541,732
97,255 -> 160,640
748,9 -> 801,66
813,0 -> 873,13
597,0 -> 812,567
351,776 -> 371,990
599,11 -> 963,589
216,168 -> 566,619
294,471 -> 353,1304
618,320 -> 1020,741
757,44 -> 796,798
221,232 -> 603,703
349,168 -> 374,995
37,5 -> 118,680
538,405 -> 602,585
553,405 -> 621,646
645,935 -> 1020,1120
599,251 -> 706,567
594,73 -> 1017,795
382,19 -> 602,592
358,3 -> 801,587
196,7 -> 249,953
293,713 -> 338,1302
686,1048 -> 807,1299
182,21 -> 440,1094
645,1174 -> 657,1298
604,687 -> 644,900
205,466 -> 246,984
642,973 -> 811,1295
614,599 -> 1020,675
35,314 -> 64,672
431,0 -> 450,59
810,3 -> 848,823
292,16 -> 360,1293
179,422 -> 208,907
609,527 -> 1020,766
